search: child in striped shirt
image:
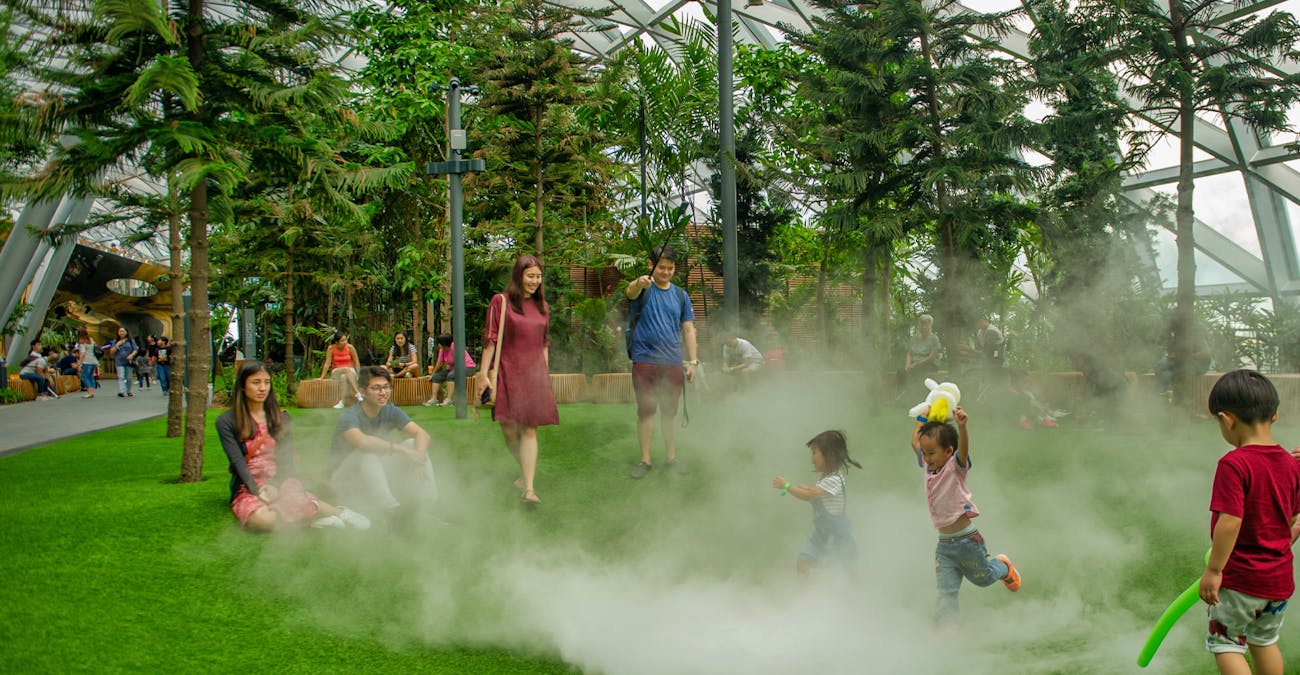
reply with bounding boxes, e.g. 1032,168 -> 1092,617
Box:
773,430 -> 861,575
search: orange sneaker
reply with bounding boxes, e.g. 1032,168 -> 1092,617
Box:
995,554 -> 1020,592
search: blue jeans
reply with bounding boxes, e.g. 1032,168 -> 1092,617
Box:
156,364 -> 170,392
20,372 -> 52,396
117,365 -> 134,395
80,363 -> 97,391
934,529 -> 1009,625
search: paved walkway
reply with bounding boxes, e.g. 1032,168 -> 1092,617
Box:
0,384 -> 171,457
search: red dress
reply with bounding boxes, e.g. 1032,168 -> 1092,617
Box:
485,294 -> 559,427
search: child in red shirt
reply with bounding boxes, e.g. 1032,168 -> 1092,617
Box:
1201,369 -> 1300,674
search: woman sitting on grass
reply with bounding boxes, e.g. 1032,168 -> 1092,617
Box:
216,361 -> 370,532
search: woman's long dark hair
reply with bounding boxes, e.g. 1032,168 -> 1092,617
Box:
505,254 -> 547,315
231,360 -> 285,441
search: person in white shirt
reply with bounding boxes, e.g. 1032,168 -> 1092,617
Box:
721,334 -> 765,389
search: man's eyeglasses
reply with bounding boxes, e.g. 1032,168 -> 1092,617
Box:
367,385 -> 392,393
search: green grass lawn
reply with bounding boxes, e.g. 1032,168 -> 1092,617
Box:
2,380 -> 1297,673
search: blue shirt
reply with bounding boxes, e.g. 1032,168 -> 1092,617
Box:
629,283 -> 694,366
113,339 -> 137,367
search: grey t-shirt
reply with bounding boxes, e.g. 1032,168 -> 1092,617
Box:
330,402 -> 413,470
908,333 -> 941,361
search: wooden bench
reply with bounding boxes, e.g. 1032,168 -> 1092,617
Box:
6,375 -> 37,401
550,374 -> 588,404
391,376 -> 431,407
54,374 -> 81,395
589,373 -> 634,404
295,378 -> 341,408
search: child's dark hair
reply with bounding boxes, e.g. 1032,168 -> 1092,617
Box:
918,420 -> 959,451
807,430 -> 862,471
1208,369 -> 1278,424
436,333 -> 452,347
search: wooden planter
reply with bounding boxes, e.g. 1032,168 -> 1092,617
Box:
6,375 -> 36,401
55,374 -> 81,395
391,377 -> 431,407
438,377 -> 482,404
295,378 -> 340,409
549,374 -> 588,404
589,373 -> 634,404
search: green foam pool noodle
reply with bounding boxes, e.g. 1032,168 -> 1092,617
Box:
1137,549 -> 1210,668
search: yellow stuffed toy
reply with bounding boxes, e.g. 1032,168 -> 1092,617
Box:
907,378 -> 962,423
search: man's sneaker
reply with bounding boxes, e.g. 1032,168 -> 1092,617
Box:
337,508 -> 372,530
312,515 -> 345,529
629,461 -> 652,479
422,399 -> 435,407
333,400 -> 345,409
666,459 -> 690,476
995,554 -> 1020,592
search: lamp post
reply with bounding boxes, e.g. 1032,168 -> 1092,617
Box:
718,0 -> 739,326
428,78 -> 485,420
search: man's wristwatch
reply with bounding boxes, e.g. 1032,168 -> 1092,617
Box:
683,360 -> 699,366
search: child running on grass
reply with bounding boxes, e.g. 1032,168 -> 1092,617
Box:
911,407 -> 1020,626
772,430 -> 861,575
1199,370 -> 1300,675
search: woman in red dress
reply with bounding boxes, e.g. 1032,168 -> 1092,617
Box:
217,361 -> 370,531
478,255 -> 559,505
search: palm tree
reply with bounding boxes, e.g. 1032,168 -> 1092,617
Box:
12,0 -> 366,480
1101,0 -> 1300,405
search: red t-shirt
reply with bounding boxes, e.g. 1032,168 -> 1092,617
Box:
1209,444 -> 1300,600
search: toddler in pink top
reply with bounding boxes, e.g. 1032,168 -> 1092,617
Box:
911,406 -> 1020,626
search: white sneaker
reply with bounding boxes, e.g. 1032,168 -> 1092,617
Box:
438,400 -> 451,407
422,399 -> 435,407
333,400 -> 345,409
311,515 -> 344,529
338,508 -> 372,530
355,391 -> 364,401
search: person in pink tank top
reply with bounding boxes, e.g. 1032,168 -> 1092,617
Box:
911,406 -> 1020,627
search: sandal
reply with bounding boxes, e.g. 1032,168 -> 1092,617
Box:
513,478 -> 524,490
520,490 -> 540,505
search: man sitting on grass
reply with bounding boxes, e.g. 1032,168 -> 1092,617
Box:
330,366 -> 438,529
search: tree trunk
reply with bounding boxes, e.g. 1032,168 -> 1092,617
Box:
166,184 -> 184,438
412,291 -> 422,374
534,109 -> 545,257
180,0 -> 210,484
284,245 -> 296,396
816,249 -> 828,352
917,26 -> 962,358
1171,3 -> 1198,409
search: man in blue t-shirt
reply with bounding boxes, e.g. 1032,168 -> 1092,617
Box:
330,366 -> 437,524
625,245 -> 699,479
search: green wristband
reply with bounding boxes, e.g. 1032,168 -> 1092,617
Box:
780,481 -> 791,496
